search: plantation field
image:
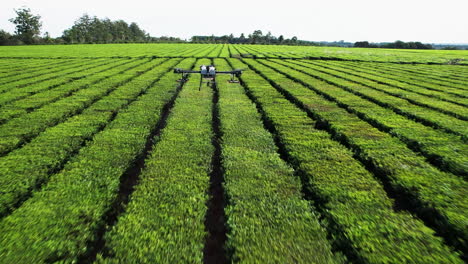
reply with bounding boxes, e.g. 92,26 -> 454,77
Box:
1,43 -> 468,64
0,44 -> 466,263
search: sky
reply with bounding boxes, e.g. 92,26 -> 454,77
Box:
1,0 -> 467,44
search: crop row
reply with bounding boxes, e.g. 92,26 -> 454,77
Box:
264,59 -> 468,176
256,58 -> 468,176
347,61 -> 468,90
228,58 -> 461,263
0,58 -> 196,263
0,58 -> 158,157
270,59 -> 468,144
0,59 -> 88,92
0,59 -> 71,80
233,45 -> 468,63
0,44 -> 221,58
96,59 -> 211,263
242,58 -> 467,258
214,59 -> 338,262
207,44 -> 223,57
306,60 -> 467,105
0,58 -> 67,72
277,60 -> 468,125
0,59 -> 136,123
0,59 -> 121,108
219,44 -> 230,57
325,60 -> 468,98
0,58 -> 182,218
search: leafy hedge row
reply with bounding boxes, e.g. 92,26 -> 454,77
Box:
229,58 -> 463,263
340,61 -> 468,94
215,59 -> 339,263
0,59 -> 88,93
0,58 -> 182,218
0,58 -> 156,156
0,59 -> 134,123
268,59 -> 468,177
0,58 -> 196,263
0,59 -> 122,112
0,59 -> 72,81
245,58 -> 467,259
183,45 -> 215,57
97,59 -> 212,263
219,44 -> 230,57
0,59 -> 109,98
0,59 -> 80,84
280,60 -> 468,134
306,60 -> 467,105
206,44 -> 223,57
345,63 -> 468,92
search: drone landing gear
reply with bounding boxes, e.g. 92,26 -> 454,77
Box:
177,73 -> 189,82
228,74 -> 240,83
199,77 -> 216,90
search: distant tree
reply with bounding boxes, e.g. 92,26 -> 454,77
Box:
291,36 -> 298,44
278,35 -> 284,44
239,33 -> 246,43
442,46 -> 459,50
265,31 -> 272,44
0,29 -> 14,45
354,41 -> 370,48
9,7 -> 42,44
251,30 -> 263,44
129,22 -> 146,42
43,31 -> 53,44
62,14 -> 149,44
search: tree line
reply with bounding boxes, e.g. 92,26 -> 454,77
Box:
354,40 -> 433,50
0,7 -> 314,46
191,30 -> 308,45
0,7 -> 184,45
1,7 -> 465,50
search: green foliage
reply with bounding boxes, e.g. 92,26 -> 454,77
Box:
230,57 -> 463,263
62,14 -> 148,44
354,41 -> 433,49
97,59 -> 210,263
215,58 -> 339,263
251,58 -> 467,255
8,7 -> 42,44
277,59 -> 468,177
0,58 -> 193,262
0,45 -> 466,262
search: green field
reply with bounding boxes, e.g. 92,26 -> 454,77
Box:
0,44 -> 466,263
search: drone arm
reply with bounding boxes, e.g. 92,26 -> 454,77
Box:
173,69 -> 201,74
216,71 -> 241,74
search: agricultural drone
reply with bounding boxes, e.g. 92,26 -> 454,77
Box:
174,65 -> 243,90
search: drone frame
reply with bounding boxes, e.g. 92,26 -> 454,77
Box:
174,66 -> 243,90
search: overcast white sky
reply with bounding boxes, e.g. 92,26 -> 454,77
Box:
1,0 -> 467,43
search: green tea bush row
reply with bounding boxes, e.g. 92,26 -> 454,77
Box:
0,59 -> 134,123
229,58 -> 462,263
0,58 -> 196,263
280,60 -> 468,123
342,61 -> 468,91
306,60 -> 467,104
0,59 -> 88,93
0,59 -> 118,107
0,58 -> 182,218
0,59 -> 70,81
97,59 -> 212,263
266,60 -> 468,177
0,59 -> 157,156
246,58 -> 467,259
215,59 -> 338,263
